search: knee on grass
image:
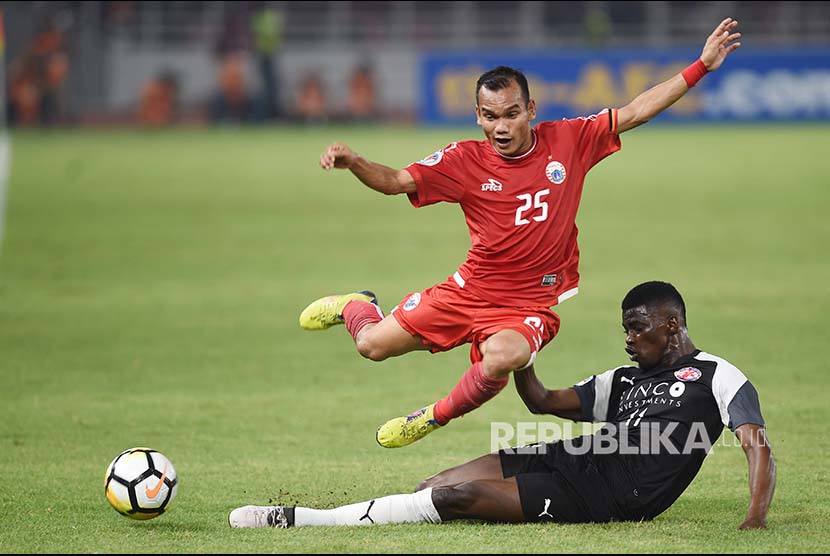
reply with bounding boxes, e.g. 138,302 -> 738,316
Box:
429,484 -> 478,520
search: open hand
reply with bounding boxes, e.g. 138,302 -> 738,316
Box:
701,18 -> 741,71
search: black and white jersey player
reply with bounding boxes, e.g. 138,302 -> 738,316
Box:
497,281 -> 775,528
568,349 -> 765,521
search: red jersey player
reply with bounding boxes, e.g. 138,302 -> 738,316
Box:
301,18 -> 741,448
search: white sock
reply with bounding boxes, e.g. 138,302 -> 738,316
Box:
293,487 -> 441,527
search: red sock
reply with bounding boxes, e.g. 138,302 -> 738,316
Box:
433,362 -> 509,425
343,300 -> 384,341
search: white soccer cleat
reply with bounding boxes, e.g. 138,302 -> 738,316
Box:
228,505 -> 294,528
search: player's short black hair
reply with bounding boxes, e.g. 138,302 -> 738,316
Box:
622,281 -> 687,323
476,66 -> 530,106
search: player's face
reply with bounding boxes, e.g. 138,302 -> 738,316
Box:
475,81 -> 536,157
622,305 -> 674,371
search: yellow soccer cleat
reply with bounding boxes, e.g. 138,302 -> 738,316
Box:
376,404 -> 442,448
299,290 -> 377,330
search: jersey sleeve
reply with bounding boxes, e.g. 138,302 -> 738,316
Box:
726,382 -> 766,431
560,108 -> 622,172
404,142 -> 466,208
710,357 -> 766,431
570,367 -> 619,422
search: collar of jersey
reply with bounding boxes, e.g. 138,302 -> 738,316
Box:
491,130 -> 538,160
635,349 -> 703,378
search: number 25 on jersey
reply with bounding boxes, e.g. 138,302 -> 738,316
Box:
515,189 -> 550,226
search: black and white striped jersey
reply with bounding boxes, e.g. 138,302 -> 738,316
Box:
570,349 -> 765,520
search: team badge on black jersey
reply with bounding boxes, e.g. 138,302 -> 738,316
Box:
674,367 -> 702,382
575,376 -> 593,387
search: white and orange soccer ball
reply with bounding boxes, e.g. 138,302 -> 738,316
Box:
104,447 -> 178,520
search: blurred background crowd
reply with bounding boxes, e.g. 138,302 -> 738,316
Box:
3,1 -> 830,127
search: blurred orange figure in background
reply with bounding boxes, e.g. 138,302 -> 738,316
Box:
346,65 -> 377,120
9,16 -> 70,126
137,72 -> 179,126
296,74 -> 328,122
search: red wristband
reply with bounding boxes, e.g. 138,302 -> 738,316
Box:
681,59 -> 709,88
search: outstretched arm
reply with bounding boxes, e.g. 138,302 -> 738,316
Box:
735,423 -> 776,530
616,18 -> 741,133
319,142 -> 417,195
513,366 -> 583,421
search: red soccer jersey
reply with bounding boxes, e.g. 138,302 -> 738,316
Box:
405,109 -> 621,308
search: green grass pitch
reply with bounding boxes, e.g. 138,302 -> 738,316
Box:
0,124 -> 828,552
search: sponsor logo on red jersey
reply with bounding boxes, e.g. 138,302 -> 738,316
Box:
481,178 -> 503,192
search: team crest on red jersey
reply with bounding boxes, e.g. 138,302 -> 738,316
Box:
674,367 -> 702,382
403,293 -> 421,311
416,142 -> 458,167
545,161 -> 567,184
417,151 -> 444,167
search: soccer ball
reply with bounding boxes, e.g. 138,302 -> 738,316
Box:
104,447 -> 178,520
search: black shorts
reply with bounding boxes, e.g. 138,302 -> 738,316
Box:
499,442 -> 633,524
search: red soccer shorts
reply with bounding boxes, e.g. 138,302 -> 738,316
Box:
391,277 -> 561,366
